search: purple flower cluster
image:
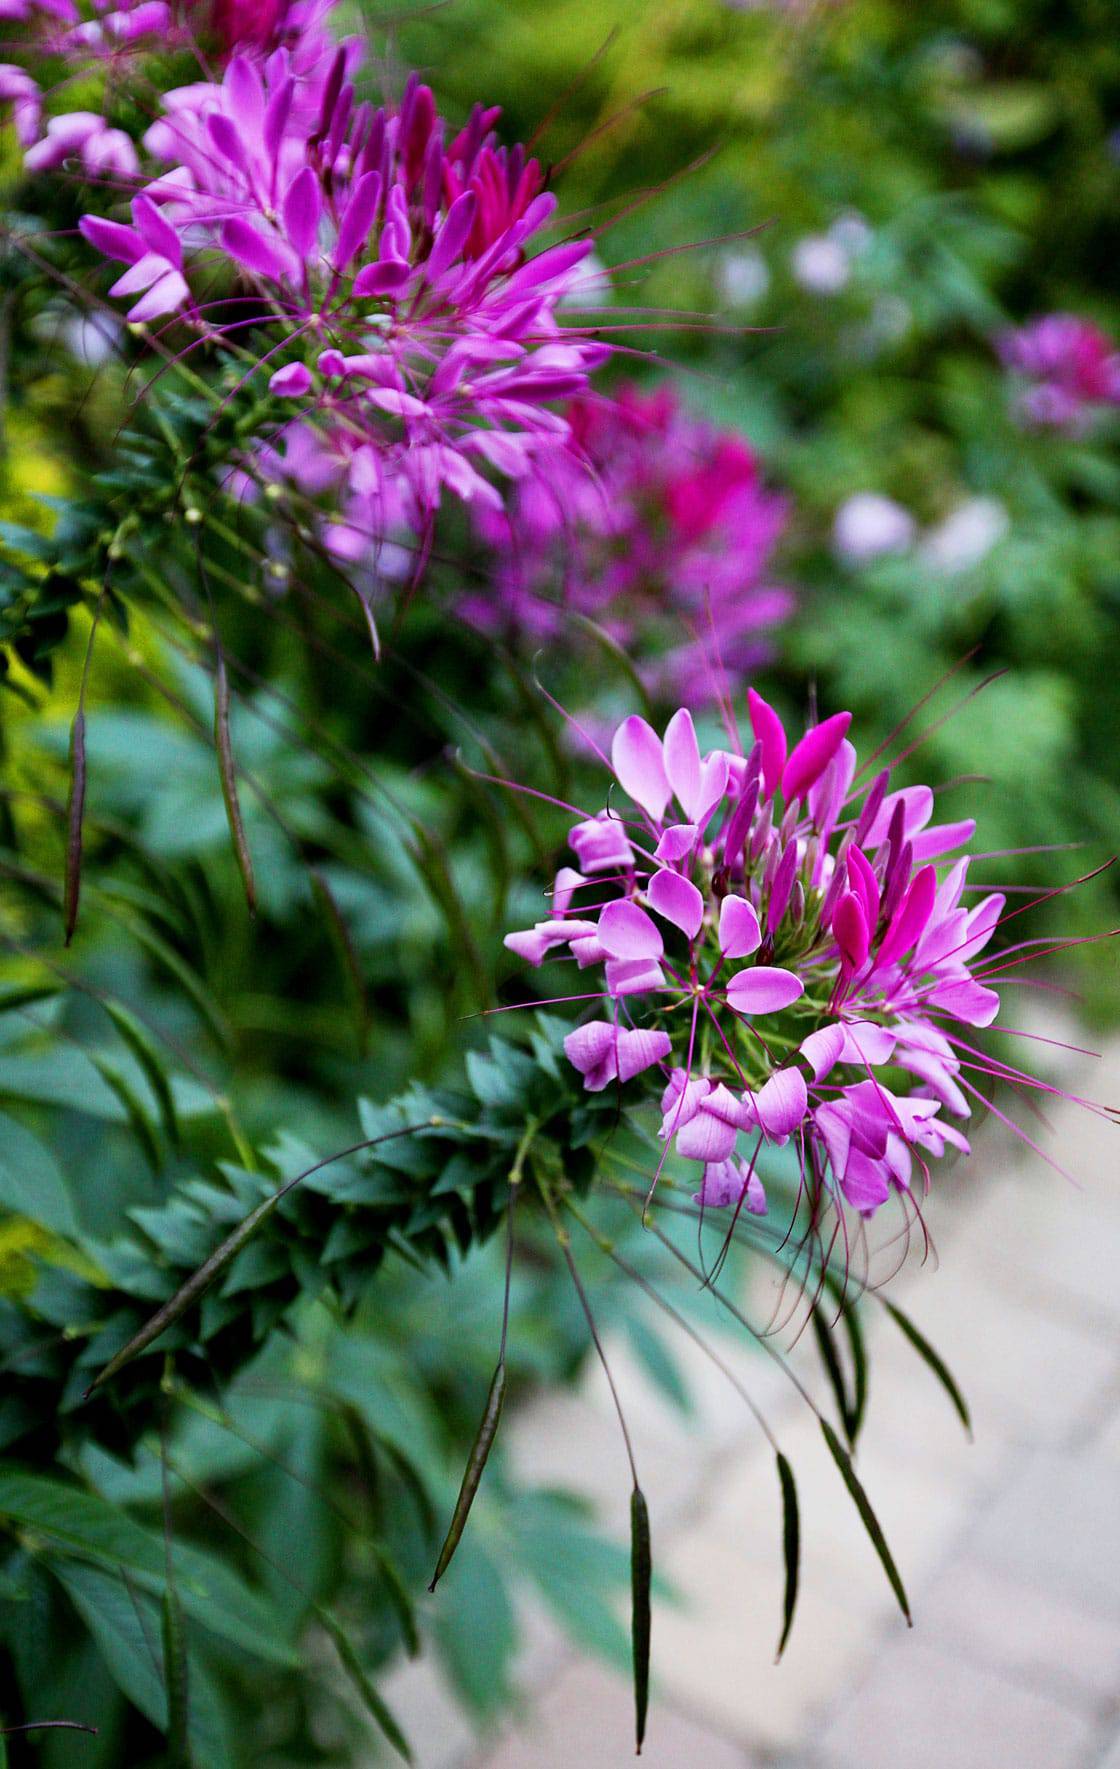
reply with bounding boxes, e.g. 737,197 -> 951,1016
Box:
506,693 -> 1033,1226
78,38 -> 607,543
465,382 -> 791,704
0,0 -> 334,176
998,313 -> 1120,432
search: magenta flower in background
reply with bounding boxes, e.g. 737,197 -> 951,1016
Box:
81,59 -> 608,549
998,313 -> 1120,431
465,382 -> 792,704
506,693 -> 1104,1234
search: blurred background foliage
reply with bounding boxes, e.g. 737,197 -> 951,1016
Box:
1,0 -> 1118,1760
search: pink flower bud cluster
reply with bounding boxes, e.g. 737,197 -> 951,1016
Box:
506,693 -> 1015,1223
998,313 -> 1120,432
465,383 -> 792,704
79,54 -> 608,541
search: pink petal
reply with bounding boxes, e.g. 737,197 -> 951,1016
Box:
352,259 -> 412,297
910,819 -> 976,862
782,711 -> 852,805
283,166 -> 321,261
80,214 -> 144,266
663,708 -> 701,818
747,688 -> 787,800
838,1022 -> 897,1066
648,869 -> 704,939
616,1028 -> 672,1083
655,823 -> 698,863
269,362 -> 312,397
604,957 -> 665,996
876,864 -> 937,968
127,270 -> 189,321
718,894 -> 761,958
132,193 -> 181,269
846,845 -> 880,935
598,900 -> 664,961
927,977 -> 1000,1027
799,1023 -> 845,1081
864,785 -> 934,849
726,967 -> 804,1015
833,891 -> 870,970
221,216 -> 290,282
334,170 -> 382,272
611,715 -> 670,821
563,1020 -> 618,1091
755,1067 -> 808,1138
675,1106 -> 738,1163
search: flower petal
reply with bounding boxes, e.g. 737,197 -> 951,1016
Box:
598,899 -> 664,961
648,869 -> 704,939
616,1027 -> 672,1083
754,1067 -> 808,1138
726,966 -> 804,1015
718,894 -> 761,958
663,708 -> 701,818
611,715 -> 670,821
782,711 -> 851,804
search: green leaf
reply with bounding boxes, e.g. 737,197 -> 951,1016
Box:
0,1471 -> 298,1667
819,1422 -> 911,1626
0,1110 -> 78,1237
102,1003 -> 180,1148
775,1452 -> 799,1662
884,1302 -> 971,1438
812,1299 -> 867,1448
50,1560 -> 231,1769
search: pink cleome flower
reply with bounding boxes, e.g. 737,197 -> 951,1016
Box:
997,313 -> 1120,432
79,58 -> 608,541
506,693 -> 1101,1227
465,382 -> 792,704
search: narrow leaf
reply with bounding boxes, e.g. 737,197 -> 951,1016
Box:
310,870 -> 370,1058
63,707 -> 86,946
375,1545 -> 420,1658
214,655 -> 256,917
630,1485 -> 651,1754
429,1362 -> 506,1591
820,1420 -> 911,1625
775,1452 -> 799,1661
884,1302 -> 972,1438
104,1000 -> 180,1147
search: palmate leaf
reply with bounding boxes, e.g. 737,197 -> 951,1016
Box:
49,1559 -> 232,1769
0,1471 -> 298,1667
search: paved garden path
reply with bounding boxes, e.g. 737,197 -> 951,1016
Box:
383,1030 -> 1120,1768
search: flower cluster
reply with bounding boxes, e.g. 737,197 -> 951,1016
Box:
79,50 -> 607,545
998,313 -> 1120,432
466,383 -> 791,703
1,0 -> 337,177
506,694 -> 1027,1225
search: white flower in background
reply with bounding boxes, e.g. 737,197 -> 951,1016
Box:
920,497 -> 1009,574
717,247 -> 771,309
829,210 -> 873,259
791,233 -> 851,294
833,492 -> 916,565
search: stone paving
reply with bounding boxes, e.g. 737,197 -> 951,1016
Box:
383,1032 -> 1120,1768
